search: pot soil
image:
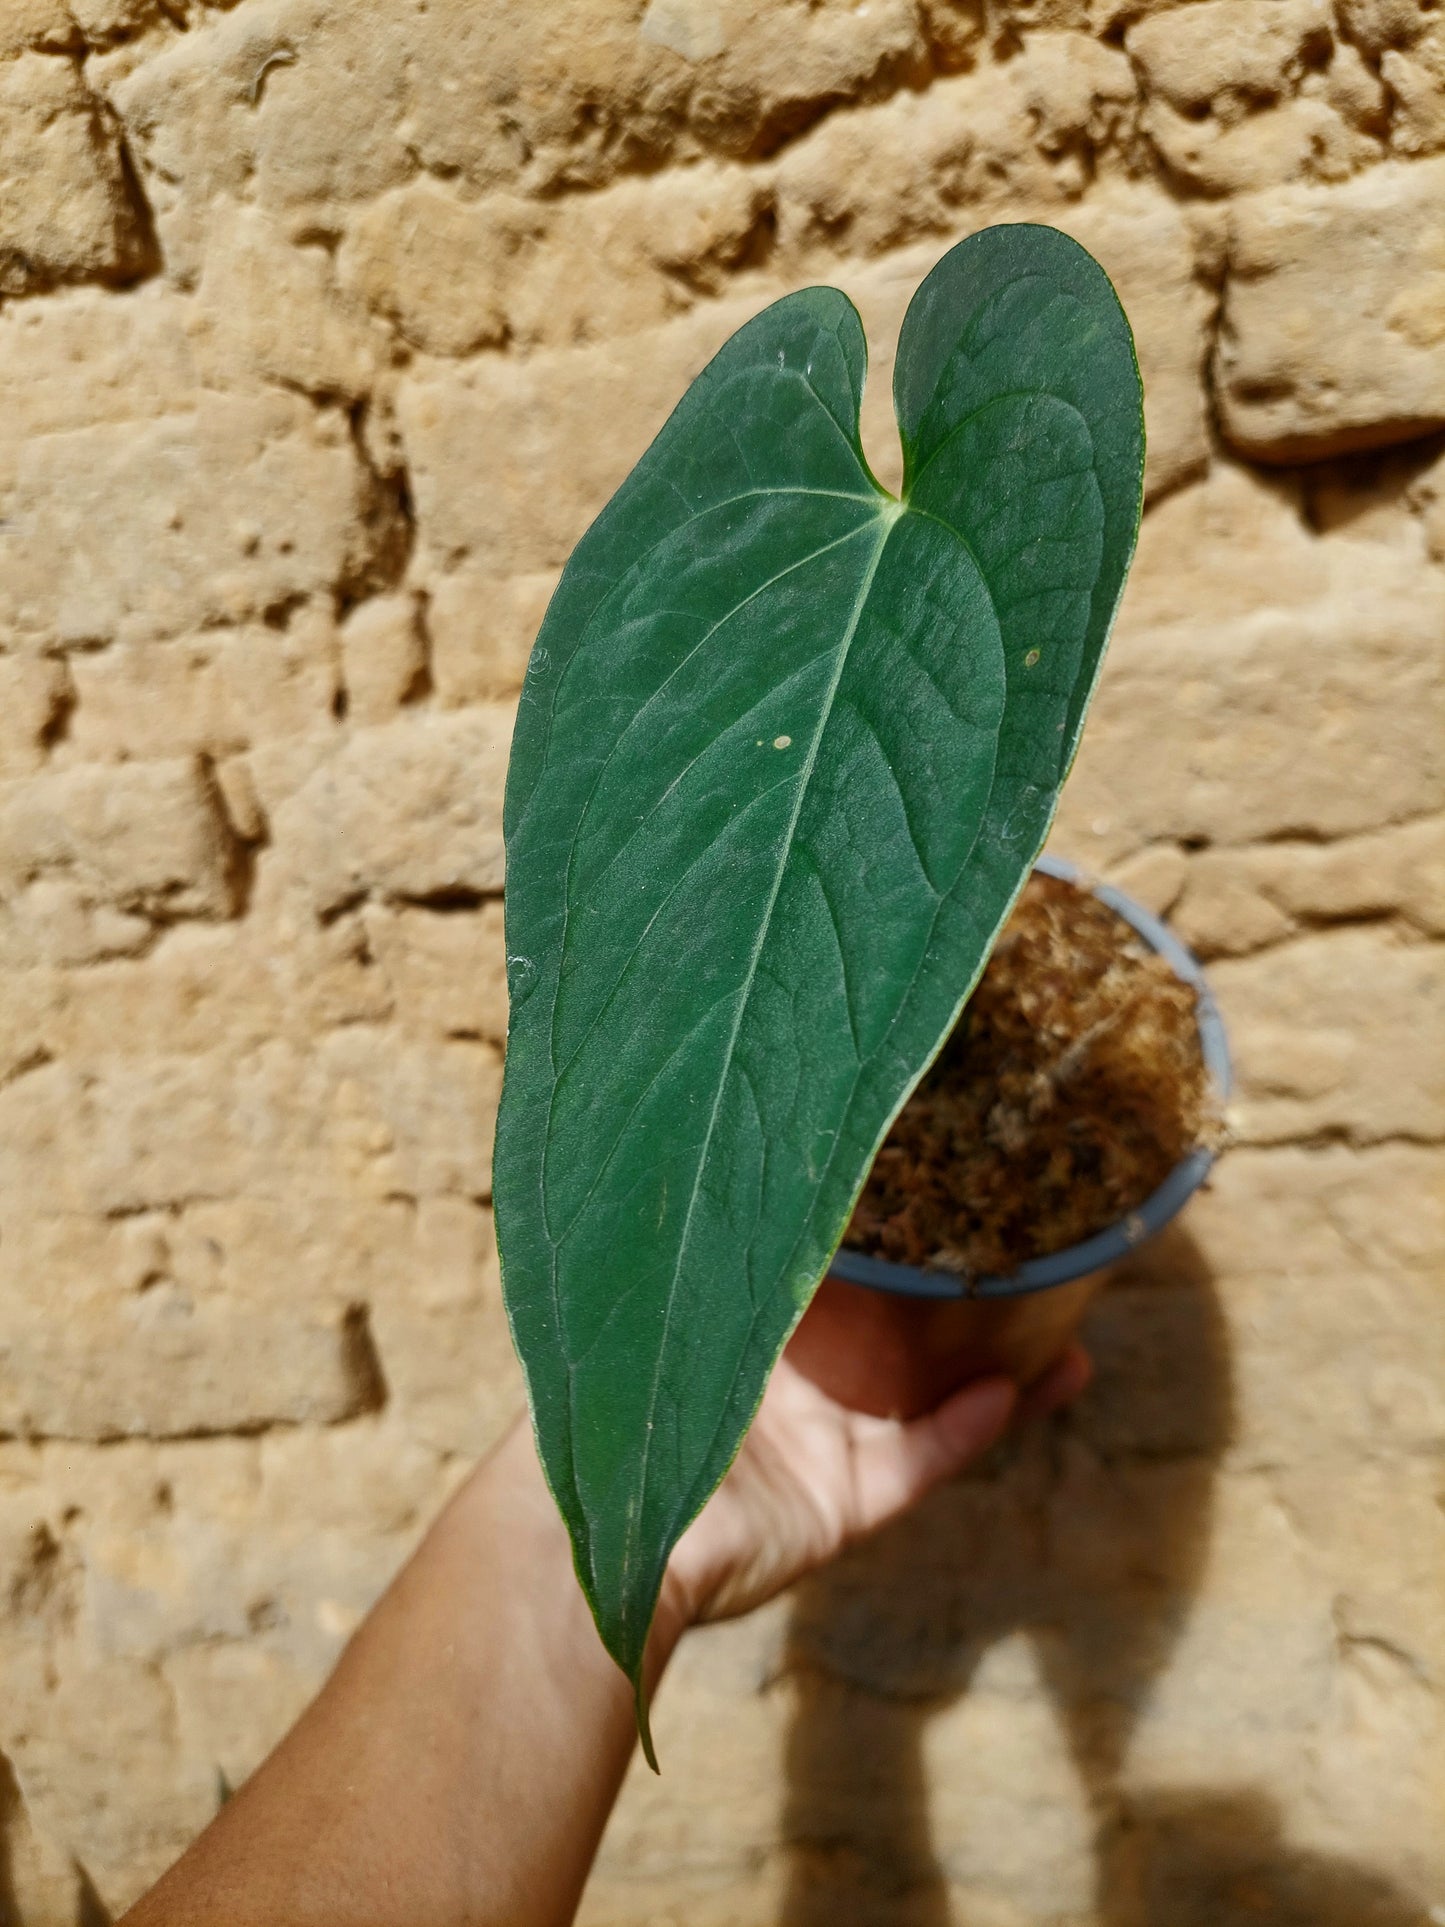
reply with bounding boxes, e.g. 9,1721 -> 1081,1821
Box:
788,869 -> 1223,1420
843,868 -> 1220,1279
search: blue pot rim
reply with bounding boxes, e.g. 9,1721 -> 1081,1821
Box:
827,852 -> 1232,1303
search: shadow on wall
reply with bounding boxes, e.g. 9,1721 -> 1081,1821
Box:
779,1226 -> 1428,1927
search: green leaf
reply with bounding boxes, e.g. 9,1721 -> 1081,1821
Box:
494,224 -> 1144,1754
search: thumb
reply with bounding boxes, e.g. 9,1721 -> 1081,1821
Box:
853,1376 -> 1017,1532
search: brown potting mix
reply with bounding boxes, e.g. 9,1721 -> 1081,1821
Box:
842,870 -> 1222,1280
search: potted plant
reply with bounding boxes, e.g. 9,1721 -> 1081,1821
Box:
493,224 -> 1221,1760
789,849 -> 1230,1420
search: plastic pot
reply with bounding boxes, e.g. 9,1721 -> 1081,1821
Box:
787,853 -> 1232,1420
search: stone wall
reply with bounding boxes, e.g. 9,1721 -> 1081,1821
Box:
1,1 -> 1442,1919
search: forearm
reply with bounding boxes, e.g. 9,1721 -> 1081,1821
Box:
119,1345 -> 1077,1927
123,1419 -> 678,1927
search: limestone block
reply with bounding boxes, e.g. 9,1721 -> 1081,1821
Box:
772,62 -> 1050,259
339,165 -> 777,358
0,655 -> 71,778
1268,815 -> 1445,936
162,1641 -> 316,1810
1180,1148 -> 1353,1281
0,1641 -> 216,1913
0,1031 -> 500,1215
64,612 -> 340,762
1170,851 -> 1300,959
398,297 -> 759,575
0,0 -> 74,58
367,1198 -> 523,1457
1284,1477 -> 1445,1897
1341,0 -> 1445,182
922,1640 -> 1096,1913
270,706 -> 513,913
101,0 -> 397,278
1102,841 -> 1189,916
0,283 -> 198,454
314,1028 -> 502,1200
1224,1259 -> 1445,1467
1093,1473 -> 1340,1788
45,903 -> 397,1055
771,1640 -> 1099,1923
1141,92 -> 1380,196
0,1054 -> 238,1214
1057,579 -> 1445,860
1210,926 -> 1445,1144
1215,158 -> 1445,460
0,1198 -> 404,1440
1172,817 -> 1445,957
0,878 -> 153,967
0,964 -> 60,1088
1126,0 -> 1333,108
0,391 -> 402,649
1280,1456 -> 1445,1696
1336,0 -> 1436,57
337,593 -> 427,724
1384,22 -> 1445,156
0,1277 -> 379,1442
0,1744 -> 99,1927
361,897 -> 508,1046
772,34 -> 1141,264
1055,466 -> 1445,861
11,925 -> 288,1070
517,166 -> 779,349
337,181 -> 531,357
1176,1149 -> 1445,1467
104,0 -> 926,264
1323,35 -> 1394,136
212,755 -> 266,846
219,727 -> 335,845
402,0 -> 924,181
57,1419 -> 445,1676
0,755 -> 240,963
1310,1141 -> 1445,1273
192,200 -> 384,399
1185,1142 -> 1445,1278
0,53 -> 151,296
66,0 -> 166,40
426,568 -> 557,706
1117,461 -> 1322,633
0,1421 -> 449,1909
1056,1253 -> 1236,1462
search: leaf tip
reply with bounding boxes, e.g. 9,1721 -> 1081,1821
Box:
635,1677 -> 661,1774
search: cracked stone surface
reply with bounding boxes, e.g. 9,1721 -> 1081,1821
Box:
0,2 -> 1442,1921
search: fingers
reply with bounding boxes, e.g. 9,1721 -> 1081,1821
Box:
849,1344 -> 1093,1539
852,1376 -> 1016,1532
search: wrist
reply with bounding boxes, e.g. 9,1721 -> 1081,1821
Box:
470,1417 -> 693,1694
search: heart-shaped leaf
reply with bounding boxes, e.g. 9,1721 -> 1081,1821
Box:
494,224 -> 1144,1756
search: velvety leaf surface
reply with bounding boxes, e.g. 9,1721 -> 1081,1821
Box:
494,225 -> 1144,1745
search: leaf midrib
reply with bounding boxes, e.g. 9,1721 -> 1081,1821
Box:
539,517 -> 885,1251
616,497 -> 902,1610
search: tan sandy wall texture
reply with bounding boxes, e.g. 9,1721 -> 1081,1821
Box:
1,0 -> 1444,1918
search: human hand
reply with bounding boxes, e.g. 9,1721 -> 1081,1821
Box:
662,1342 -> 1091,1631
